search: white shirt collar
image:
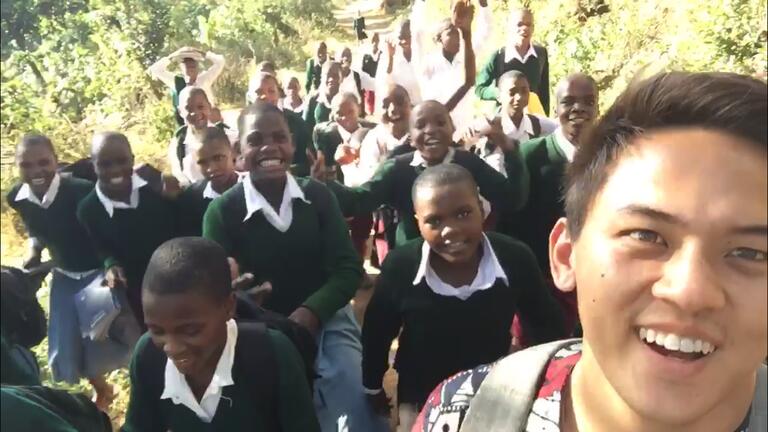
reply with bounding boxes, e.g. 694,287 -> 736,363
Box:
337,124 -> 359,144
504,42 -> 538,63
242,174 -> 310,232
95,173 -> 148,217
203,173 -> 245,200
410,147 -> 455,167
554,127 -> 576,162
501,113 -> 535,142
15,173 -> 61,209
160,319 -> 238,423
413,234 -> 509,300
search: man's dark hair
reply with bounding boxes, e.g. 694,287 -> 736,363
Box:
142,237 -> 232,302
91,131 -> 131,157
565,71 -> 768,239
17,134 -> 55,157
412,163 -> 479,203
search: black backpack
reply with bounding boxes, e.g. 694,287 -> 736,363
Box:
2,385 -> 112,432
0,264 -> 51,349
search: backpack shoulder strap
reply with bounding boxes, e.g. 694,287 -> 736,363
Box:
461,339 -> 581,432
175,126 -> 188,168
750,364 -> 767,431
495,48 -> 506,82
533,44 -> 547,77
528,114 -> 541,137
235,321 -> 280,432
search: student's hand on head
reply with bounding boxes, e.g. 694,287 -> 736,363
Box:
307,149 -> 328,182
104,265 -> 128,290
366,391 -> 392,417
288,306 -> 321,337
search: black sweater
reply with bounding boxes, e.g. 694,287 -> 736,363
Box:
362,233 -> 565,405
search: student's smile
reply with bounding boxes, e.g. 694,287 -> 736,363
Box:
241,111 -> 294,183
17,144 -> 57,197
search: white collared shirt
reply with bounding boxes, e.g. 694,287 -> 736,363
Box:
501,113 -> 559,143
281,97 -> 305,114
242,174 -> 310,232
95,173 -> 148,217
15,173 -> 61,209
504,42 -> 538,64
339,72 -> 361,102
168,124 -> 217,186
148,52 -> 226,106
340,124 -> 409,187
410,147 -> 455,168
554,127 -> 576,162
413,234 -> 508,300
160,319 -> 238,423
202,174 -> 245,200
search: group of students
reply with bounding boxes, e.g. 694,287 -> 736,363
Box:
2,1 -> 767,432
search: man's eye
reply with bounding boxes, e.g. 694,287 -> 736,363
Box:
627,230 -> 665,245
727,248 -> 767,262
426,218 -> 441,228
457,210 -> 470,219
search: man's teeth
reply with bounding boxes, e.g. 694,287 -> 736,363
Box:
638,328 -> 715,355
31,178 -> 46,185
110,177 -> 125,185
259,159 -> 282,167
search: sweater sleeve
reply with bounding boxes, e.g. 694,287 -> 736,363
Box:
121,336 -> 164,432
475,51 -> 499,101
271,330 -> 321,432
76,199 -> 119,270
202,196 -> 234,254
470,152 -> 525,213
539,47 -> 550,116
305,58 -> 314,94
513,241 -> 566,344
301,183 -> 363,322
333,158 -> 397,217
362,253 -> 404,391
502,147 -> 530,210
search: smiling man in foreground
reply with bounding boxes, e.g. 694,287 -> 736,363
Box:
413,71 -> 767,432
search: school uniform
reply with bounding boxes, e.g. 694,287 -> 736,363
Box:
283,109 -> 313,178
302,93 -> 333,134
148,52 -> 226,126
77,174 -> 176,329
123,320 -> 320,432
169,122 -> 233,186
305,58 -> 323,94
282,97 -> 305,114
340,123 -> 409,187
339,70 -> 366,105
203,175 -> 387,432
7,175 -> 136,383
475,42 -> 551,115
361,51 -> 381,115
2,385 -> 112,432
330,147 -> 528,246
362,233 -> 565,431
175,175 -> 243,237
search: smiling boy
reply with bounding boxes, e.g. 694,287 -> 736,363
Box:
414,71 -> 767,432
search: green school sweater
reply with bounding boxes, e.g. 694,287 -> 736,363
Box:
501,134 -> 567,275
1,386 -> 111,432
202,177 -> 362,323
284,109 -> 312,177
1,334 -> 40,386
7,177 -> 101,272
122,329 -> 319,432
174,179 -> 215,237
329,149 -> 529,246
362,232 -> 565,404
302,94 -> 332,133
475,45 -> 550,115
76,185 -> 176,290
305,58 -> 322,94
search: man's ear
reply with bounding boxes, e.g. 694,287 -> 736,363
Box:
549,217 -> 577,293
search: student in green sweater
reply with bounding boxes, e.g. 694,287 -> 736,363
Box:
475,7 -> 550,115
77,132 -> 176,330
249,72 -> 313,177
362,164 -> 565,431
303,61 -> 342,133
175,127 -> 241,236
305,41 -> 328,94
8,134 -> 138,410
122,237 -> 319,432
203,101 -> 387,432
312,100 -> 529,246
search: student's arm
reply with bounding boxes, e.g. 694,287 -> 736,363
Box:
475,51 -> 499,101
147,56 -> 177,90
301,183 -> 363,322
324,157 -> 397,217
202,197 -> 234,254
362,255 -> 404,394
196,51 -> 226,88
471,1 -> 492,54
410,0 -> 427,75
512,240 -> 566,344
304,58 -> 314,94
272,330 -> 321,432
122,337 -> 164,432
539,47 -> 551,116
444,4 -> 476,113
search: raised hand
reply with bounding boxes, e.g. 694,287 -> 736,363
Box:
452,0 -> 475,33
104,265 -> 128,291
334,143 -> 359,165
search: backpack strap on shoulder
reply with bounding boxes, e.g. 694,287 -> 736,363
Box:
528,114 -> 541,138
461,339 -> 580,432
175,126 -> 188,169
234,321 -> 280,432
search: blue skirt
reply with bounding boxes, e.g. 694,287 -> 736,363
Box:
48,269 -> 141,383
